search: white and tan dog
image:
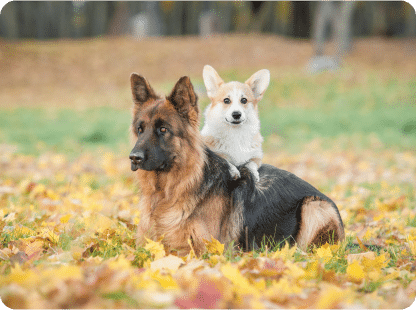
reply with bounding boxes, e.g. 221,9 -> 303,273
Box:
201,65 -> 270,182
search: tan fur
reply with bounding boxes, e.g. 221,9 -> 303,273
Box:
210,82 -> 258,107
296,196 -> 345,251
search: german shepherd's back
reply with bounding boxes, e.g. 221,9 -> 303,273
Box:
129,74 -> 344,255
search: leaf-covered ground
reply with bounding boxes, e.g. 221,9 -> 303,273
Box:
1,34 -> 416,308
1,143 -> 415,309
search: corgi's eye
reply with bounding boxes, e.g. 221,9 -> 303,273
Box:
224,98 -> 231,104
241,98 -> 247,104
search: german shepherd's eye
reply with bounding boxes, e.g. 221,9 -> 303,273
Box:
224,98 -> 231,104
138,126 -> 143,134
158,127 -> 168,135
241,98 -> 247,104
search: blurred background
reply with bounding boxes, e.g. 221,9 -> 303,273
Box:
0,1 -> 415,158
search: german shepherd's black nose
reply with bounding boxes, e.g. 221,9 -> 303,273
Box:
232,111 -> 242,120
129,151 -> 144,163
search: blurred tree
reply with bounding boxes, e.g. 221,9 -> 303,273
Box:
199,2 -> 221,37
307,1 -> 357,73
405,2 -> 416,36
233,1 -> 252,33
108,1 -> 130,36
56,2 -> 72,38
292,1 -> 311,38
251,1 -> 275,33
273,2 -> 292,36
89,2 -> 110,37
0,1 -> 415,39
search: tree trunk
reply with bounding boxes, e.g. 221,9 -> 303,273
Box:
1,1 -> 19,39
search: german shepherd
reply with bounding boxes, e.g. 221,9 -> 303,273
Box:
129,74 -> 344,255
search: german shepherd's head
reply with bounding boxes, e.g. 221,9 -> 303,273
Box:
129,74 -> 199,172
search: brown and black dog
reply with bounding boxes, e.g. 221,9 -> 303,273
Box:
129,74 -> 344,255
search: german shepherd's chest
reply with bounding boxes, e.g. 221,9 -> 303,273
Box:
137,177 -> 229,254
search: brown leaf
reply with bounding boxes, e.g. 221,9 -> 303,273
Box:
347,251 -> 375,264
10,251 -> 29,265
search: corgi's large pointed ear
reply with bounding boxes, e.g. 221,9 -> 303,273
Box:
245,69 -> 270,101
203,65 -> 224,99
130,73 -> 157,104
168,76 -> 199,126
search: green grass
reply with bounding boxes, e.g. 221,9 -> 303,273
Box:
1,71 -> 415,155
0,107 -> 131,156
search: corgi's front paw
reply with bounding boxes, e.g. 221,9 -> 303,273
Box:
245,161 -> 260,182
250,167 -> 260,182
229,164 -> 241,180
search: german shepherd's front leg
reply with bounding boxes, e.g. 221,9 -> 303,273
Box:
135,205 -> 156,247
186,220 -> 212,256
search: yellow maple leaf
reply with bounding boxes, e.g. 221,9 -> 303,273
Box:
361,253 -> 388,272
203,236 -> 224,255
60,214 -> 71,224
271,242 -> 296,261
208,254 -> 226,267
39,229 -> 59,244
51,265 -> 83,281
24,240 -> 44,257
346,260 -> 365,283
406,236 -> 416,256
315,284 -> 343,308
15,225 -> 35,237
284,261 -> 305,279
150,254 -> 184,273
108,255 -> 133,271
305,261 -> 320,279
3,264 -> 39,288
150,270 -> 178,290
221,263 -> 260,297
144,237 -> 166,260
316,243 -> 333,263
29,183 -> 46,198
264,277 -> 302,303
46,189 -> 59,200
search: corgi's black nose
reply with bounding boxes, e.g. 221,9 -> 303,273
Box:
129,151 -> 144,163
232,111 -> 242,120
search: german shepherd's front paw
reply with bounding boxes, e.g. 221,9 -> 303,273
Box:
228,163 -> 241,180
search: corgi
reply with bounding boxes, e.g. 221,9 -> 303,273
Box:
201,65 -> 270,182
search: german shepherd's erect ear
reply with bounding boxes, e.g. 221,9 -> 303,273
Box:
168,76 -> 199,127
130,73 -> 158,104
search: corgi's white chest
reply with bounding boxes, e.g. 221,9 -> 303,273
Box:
201,105 -> 263,166
215,127 -> 261,165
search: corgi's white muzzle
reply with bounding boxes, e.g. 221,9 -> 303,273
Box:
225,109 -> 246,125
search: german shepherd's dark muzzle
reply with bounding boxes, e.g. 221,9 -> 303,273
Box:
129,131 -> 172,172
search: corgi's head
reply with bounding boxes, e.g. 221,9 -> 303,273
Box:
203,65 -> 270,126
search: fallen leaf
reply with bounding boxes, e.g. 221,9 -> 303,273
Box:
144,238 -> 166,260
347,251 -> 375,264
203,236 -> 224,255
346,260 -> 365,283
151,255 -> 184,273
